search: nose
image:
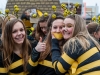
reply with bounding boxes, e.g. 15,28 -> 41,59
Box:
17,31 -> 21,35
56,28 -> 61,33
62,27 -> 67,31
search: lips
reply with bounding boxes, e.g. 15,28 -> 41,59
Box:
53,32 -> 63,40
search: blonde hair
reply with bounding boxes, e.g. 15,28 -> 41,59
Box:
63,14 -> 100,53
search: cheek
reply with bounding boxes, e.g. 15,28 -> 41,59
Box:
12,34 -> 16,39
68,28 -> 74,33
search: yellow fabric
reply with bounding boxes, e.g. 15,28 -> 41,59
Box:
9,72 -> 27,75
9,59 -> 23,70
61,52 -> 75,65
76,60 -> 100,74
83,71 -> 100,75
39,60 -> 53,68
0,68 -> 8,73
77,47 -> 98,64
70,61 -> 78,74
57,62 -> 66,73
28,58 -> 38,66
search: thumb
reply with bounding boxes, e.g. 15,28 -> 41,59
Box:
39,37 -> 42,42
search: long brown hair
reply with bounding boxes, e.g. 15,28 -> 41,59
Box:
63,14 -> 100,53
1,19 -> 31,71
35,15 -> 49,41
38,12 -> 65,61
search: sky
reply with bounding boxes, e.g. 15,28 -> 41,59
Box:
0,0 -> 100,13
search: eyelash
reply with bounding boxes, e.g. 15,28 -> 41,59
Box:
12,29 -> 24,33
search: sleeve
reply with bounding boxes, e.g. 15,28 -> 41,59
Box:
27,48 -> 40,73
0,53 -> 8,75
51,39 -> 83,74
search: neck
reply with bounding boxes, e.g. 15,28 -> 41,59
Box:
13,44 -> 22,57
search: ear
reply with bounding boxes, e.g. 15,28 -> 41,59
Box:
93,32 -> 98,37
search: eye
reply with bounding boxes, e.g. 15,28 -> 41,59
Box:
20,28 -> 24,31
62,24 -> 65,28
53,26 -> 57,29
67,24 -> 73,28
12,30 -> 17,33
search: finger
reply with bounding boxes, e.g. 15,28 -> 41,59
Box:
39,37 -> 42,42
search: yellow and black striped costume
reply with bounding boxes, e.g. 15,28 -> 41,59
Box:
51,39 -> 100,75
27,48 -> 64,75
0,52 -> 31,75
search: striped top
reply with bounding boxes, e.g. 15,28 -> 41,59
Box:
0,52 -> 31,75
51,39 -> 100,75
27,48 -> 63,75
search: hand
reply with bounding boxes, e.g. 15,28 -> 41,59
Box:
35,37 -> 46,52
52,33 -> 56,39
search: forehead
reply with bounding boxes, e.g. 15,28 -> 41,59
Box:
52,19 -> 63,26
39,21 -> 47,27
64,18 -> 75,25
13,22 -> 24,30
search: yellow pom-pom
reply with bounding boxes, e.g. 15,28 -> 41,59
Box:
74,3 -> 80,8
61,3 -> 66,10
14,7 -> 20,13
67,10 -> 71,15
32,14 -> 37,18
52,5 -> 56,11
52,14 -> 56,19
63,12 -> 68,17
30,27 -> 34,31
92,16 -> 96,21
5,9 -> 10,14
44,12 -> 48,17
98,16 -> 100,20
14,5 -> 18,8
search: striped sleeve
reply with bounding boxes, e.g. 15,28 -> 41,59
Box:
27,48 -> 40,73
51,39 -> 80,74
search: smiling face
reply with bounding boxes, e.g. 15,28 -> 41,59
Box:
62,18 -> 74,40
12,22 -> 25,45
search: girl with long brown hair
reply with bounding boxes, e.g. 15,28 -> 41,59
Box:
27,12 -> 65,75
0,19 -> 32,75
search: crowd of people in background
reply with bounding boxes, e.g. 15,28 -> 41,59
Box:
0,5 -> 100,75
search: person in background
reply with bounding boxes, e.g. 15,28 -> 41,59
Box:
27,12 -> 65,75
35,15 -> 49,41
51,14 -> 100,75
30,15 -> 49,48
87,22 -> 100,43
0,19 -> 32,75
